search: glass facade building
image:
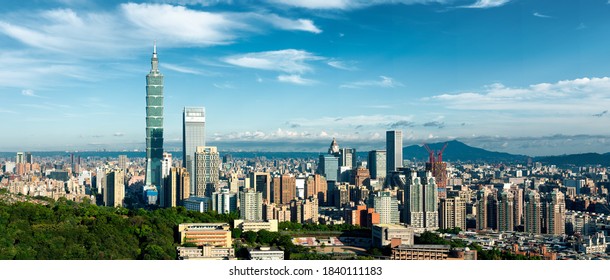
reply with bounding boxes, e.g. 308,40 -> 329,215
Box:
145,43 -> 164,188
183,107 -> 206,189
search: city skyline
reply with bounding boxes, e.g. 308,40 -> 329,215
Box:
1,0 -> 610,156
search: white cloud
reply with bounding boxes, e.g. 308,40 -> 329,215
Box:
533,12 -> 551,18
429,77 -> 610,112
161,63 -> 204,75
21,89 -> 39,97
268,0 -> 447,10
340,75 -> 404,88
224,49 -> 322,73
121,3 -> 240,46
277,74 -> 316,85
328,60 -> 357,70
459,0 -> 510,9
251,13 -> 322,34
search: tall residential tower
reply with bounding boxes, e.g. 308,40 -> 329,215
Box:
145,43 -> 164,189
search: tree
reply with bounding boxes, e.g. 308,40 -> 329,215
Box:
242,231 -> 258,244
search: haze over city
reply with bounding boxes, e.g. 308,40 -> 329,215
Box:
1,0 -> 610,156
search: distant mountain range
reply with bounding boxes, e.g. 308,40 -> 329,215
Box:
403,140 -> 528,163
404,140 -> 610,166
1,140 -> 609,166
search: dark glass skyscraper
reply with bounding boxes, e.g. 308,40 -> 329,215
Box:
145,43 -> 164,188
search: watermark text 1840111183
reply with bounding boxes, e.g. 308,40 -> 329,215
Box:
228,265 -> 383,277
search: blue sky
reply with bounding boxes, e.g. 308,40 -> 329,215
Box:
1,0 -> 610,156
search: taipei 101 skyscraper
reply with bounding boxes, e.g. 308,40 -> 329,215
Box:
145,42 -> 164,192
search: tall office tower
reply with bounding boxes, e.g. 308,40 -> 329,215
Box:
439,197 -> 466,230
402,170 -> 438,229
118,155 -> 127,171
497,190 -> 515,232
145,42 -> 164,189
103,168 -> 125,207
305,174 -> 327,206
547,190 -> 566,235
239,189 -> 263,221
368,150 -> 386,180
280,174 -> 296,204
183,107 -> 205,189
373,191 -> 400,224
25,152 -> 33,164
525,190 -> 542,234
349,185 -> 369,205
161,152 -> 172,180
386,130 -> 403,175
318,155 -> 339,182
194,146 -> 220,197
509,186 -> 524,228
271,176 -> 281,204
163,167 -> 190,207
250,172 -> 271,202
15,152 -> 24,164
212,187 -> 237,214
339,148 -> 357,168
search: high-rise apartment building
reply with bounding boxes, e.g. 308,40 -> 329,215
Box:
163,167 -> 190,207
476,188 -> 490,231
547,190 -> 566,235
305,174 -> 327,206
525,190 -> 542,234
439,196 -> 466,230
161,152 -> 172,179
497,190 -> 514,232
373,191 -> 400,224
509,186 -> 524,228
280,174 -> 296,204
194,146 -> 220,197
145,43 -> 164,189
212,187 -> 237,214
183,107 -> 206,189
118,154 -> 127,171
103,168 -> 125,207
386,131 -> 403,175
403,170 -> 438,230
368,150 -> 386,180
239,189 -> 263,221
290,197 -> 319,224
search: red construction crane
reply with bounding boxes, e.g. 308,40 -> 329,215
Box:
423,142 -> 448,163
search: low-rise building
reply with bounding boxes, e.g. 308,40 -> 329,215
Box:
248,247 -> 285,260
183,196 -> 212,212
372,224 -> 414,248
234,219 -> 279,232
177,245 -> 235,260
579,232 -> 609,254
391,244 -> 451,260
178,223 -> 232,247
